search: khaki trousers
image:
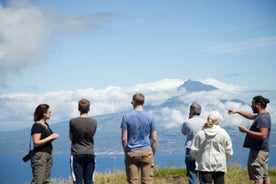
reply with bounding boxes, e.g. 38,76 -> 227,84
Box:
248,150 -> 270,182
31,152 -> 52,184
125,149 -> 154,184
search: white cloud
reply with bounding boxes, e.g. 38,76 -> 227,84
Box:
200,78 -> 246,91
0,1 -> 125,87
204,36 -> 276,53
0,78 -> 275,131
0,79 -> 183,130
154,107 -> 185,129
0,2 -> 51,78
131,79 -> 184,106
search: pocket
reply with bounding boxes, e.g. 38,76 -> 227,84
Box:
141,152 -> 153,164
127,151 -> 142,160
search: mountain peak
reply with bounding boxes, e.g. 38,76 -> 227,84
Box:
177,79 -> 218,92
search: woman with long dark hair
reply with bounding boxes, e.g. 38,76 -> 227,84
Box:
31,104 -> 59,184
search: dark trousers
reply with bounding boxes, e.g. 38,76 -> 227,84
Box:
70,154 -> 96,184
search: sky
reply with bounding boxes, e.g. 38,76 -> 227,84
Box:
0,0 -> 276,131
0,0 -> 276,93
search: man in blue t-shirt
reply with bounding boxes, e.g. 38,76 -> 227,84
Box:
228,95 -> 271,184
121,93 -> 158,184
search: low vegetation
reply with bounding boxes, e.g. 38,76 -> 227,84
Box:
47,167 -> 276,184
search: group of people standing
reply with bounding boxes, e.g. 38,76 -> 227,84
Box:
28,93 -> 157,184
28,93 -> 271,184
29,99 -> 98,184
182,95 -> 271,184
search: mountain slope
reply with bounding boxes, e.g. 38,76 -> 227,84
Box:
177,79 -> 218,92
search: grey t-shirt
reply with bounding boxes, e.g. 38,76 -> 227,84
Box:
70,117 -> 97,154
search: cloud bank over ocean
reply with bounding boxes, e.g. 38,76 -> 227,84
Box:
0,78 -> 275,131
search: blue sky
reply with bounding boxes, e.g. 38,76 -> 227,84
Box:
1,0 -> 276,131
1,0 -> 276,93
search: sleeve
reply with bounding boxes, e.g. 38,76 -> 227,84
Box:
190,134 -> 200,159
31,123 -> 42,135
69,119 -> 73,133
181,122 -> 187,135
256,116 -> 270,129
120,115 -> 127,130
94,120 -> 97,134
151,115 -> 157,132
223,130 -> 233,160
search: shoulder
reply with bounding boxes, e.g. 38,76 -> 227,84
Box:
218,127 -> 231,137
259,113 -> 271,120
183,116 -> 205,126
256,113 -> 271,126
88,118 -> 97,125
193,130 -> 205,141
182,119 -> 191,129
69,117 -> 83,126
69,117 -> 78,124
125,110 -> 154,118
32,122 -> 42,128
144,110 -> 155,117
70,117 -> 79,121
195,129 -> 205,136
31,122 -> 43,133
191,116 -> 205,123
124,110 -> 135,116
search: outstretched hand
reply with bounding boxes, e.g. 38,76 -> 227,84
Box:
228,109 -> 237,115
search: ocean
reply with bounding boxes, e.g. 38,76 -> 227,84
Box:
1,151 -> 276,184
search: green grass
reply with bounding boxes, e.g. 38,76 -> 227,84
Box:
48,167 -> 276,184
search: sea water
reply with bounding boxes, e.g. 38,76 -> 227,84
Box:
2,150 -> 276,184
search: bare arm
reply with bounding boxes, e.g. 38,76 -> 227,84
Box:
228,109 -> 255,120
151,131 -> 158,156
121,130 -> 128,154
238,126 -> 269,140
32,133 -> 59,148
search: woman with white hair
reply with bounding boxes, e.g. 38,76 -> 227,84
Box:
190,111 -> 233,184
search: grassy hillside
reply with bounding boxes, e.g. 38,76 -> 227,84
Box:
49,167 -> 276,184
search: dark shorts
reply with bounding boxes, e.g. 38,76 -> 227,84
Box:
200,171 -> 224,184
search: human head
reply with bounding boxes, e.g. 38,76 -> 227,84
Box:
205,111 -> 222,128
34,104 -> 50,122
189,103 -> 201,118
132,93 -> 145,106
251,95 -> 270,113
78,99 -> 90,114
